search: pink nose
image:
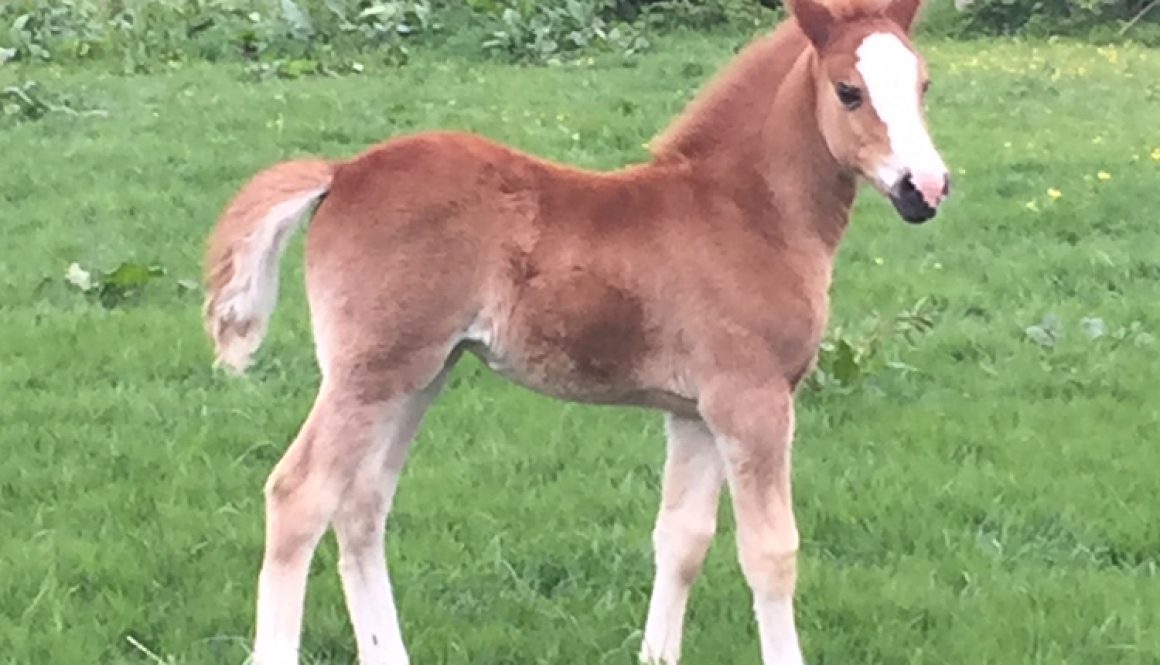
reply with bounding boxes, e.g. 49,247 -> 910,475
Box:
912,172 -> 950,207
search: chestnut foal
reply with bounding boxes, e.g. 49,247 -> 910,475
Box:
202,0 -> 949,663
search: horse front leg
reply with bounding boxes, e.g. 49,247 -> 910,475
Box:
701,379 -> 804,665
640,415 -> 725,664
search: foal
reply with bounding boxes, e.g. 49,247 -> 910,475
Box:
203,0 -> 949,663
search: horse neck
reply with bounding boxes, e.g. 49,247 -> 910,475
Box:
654,34 -> 857,253
758,50 -> 858,252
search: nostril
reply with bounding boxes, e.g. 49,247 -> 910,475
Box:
942,175 -> 951,197
896,172 -> 917,194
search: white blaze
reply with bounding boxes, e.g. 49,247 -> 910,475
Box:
855,33 -> 947,200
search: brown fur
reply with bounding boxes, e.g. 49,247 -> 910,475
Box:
202,2 -> 945,663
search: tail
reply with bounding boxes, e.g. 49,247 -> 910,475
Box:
203,159 -> 333,374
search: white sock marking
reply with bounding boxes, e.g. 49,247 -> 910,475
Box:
755,595 -> 804,665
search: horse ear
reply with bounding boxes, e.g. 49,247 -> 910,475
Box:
788,0 -> 834,47
886,0 -> 924,33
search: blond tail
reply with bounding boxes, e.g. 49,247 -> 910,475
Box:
203,159 -> 333,374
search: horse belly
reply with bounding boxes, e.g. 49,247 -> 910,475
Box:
462,307 -> 693,414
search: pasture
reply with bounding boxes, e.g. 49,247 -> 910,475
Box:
2,29 -> 1159,664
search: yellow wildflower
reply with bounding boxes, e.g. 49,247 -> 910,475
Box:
874,257 -> 885,266
1097,171 -> 1112,182
1152,148 -> 1160,161
1026,200 -> 1040,212
1047,188 -> 1063,200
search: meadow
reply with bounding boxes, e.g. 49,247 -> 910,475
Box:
2,26 -> 1159,665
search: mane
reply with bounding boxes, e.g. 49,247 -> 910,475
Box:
649,23 -> 807,161
650,0 -> 894,162
813,0 -> 893,19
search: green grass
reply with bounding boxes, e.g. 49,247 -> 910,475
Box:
2,31 -> 1159,665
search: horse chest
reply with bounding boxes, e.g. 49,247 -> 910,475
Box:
687,281 -> 829,390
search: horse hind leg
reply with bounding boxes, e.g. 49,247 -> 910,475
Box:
331,371 -> 450,665
250,383 -> 367,665
250,358 -> 452,665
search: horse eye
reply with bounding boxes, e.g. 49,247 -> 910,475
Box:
836,83 -> 862,110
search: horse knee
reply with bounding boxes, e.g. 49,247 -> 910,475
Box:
737,531 -> 799,599
654,517 -> 717,584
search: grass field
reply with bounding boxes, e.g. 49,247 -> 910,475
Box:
2,28 -> 1159,665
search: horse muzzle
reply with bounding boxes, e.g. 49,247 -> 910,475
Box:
889,171 -> 950,224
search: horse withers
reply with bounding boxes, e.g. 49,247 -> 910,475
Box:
202,0 -> 949,663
